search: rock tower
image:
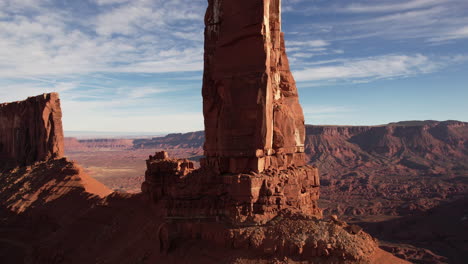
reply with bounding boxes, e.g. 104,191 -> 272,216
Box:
143,0 -> 321,225
203,0 -> 306,174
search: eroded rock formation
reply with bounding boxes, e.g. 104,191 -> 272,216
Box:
143,0 -> 321,226
139,1 -> 387,262
203,0 -> 306,174
136,1 -> 412,262
143,151 -> 320,224
0,93 -> 64,167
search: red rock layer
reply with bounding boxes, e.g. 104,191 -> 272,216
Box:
203,0 -> 306,174
143,152 -> 321,225
0,93 -> 64,167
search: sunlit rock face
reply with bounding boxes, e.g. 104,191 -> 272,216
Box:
202,0 -> 306,174
142,0 -> 321,225
0,93 -> 64,167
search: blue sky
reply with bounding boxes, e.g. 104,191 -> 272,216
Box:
0,0 -> 467,133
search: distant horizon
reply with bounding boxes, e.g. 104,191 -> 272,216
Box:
64,119 -> 466,138
1,0 -> 467,132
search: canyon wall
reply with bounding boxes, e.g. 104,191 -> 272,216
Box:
0,93 -> 64,167
304,120 -> 468,176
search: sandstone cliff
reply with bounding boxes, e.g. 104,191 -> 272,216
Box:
0,93 -> 64,167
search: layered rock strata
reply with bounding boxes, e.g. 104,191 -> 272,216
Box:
0,93 -> 64,167
203,0 -> 306,174
143,151 -> 320,224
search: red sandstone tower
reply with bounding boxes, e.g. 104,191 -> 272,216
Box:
202,0 -> 306,174
143,0 -> 321,225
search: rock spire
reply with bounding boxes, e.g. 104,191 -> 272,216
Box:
203,0 -> 306,174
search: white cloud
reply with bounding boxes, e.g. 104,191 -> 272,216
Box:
0,0 -> 206,79
123,87 -> 170,99
60,95 -> 204,133
429,26 -> 468,42
93,4 -> 156,36
329,5 -> 468,43
294,54 -> 438,82
341,0 -> 448,13
0,81 -> 76,103
93,0 -> 203,37
287,40 -> 329,48
94,0 -> 130,6
0,0 -> 50,11
285,0 -> 468,44
349,5 -> 447,25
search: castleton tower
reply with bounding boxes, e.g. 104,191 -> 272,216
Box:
202,0 -> 307,174
142,0 -> 321,225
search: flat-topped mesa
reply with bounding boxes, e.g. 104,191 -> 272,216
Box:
0,93 -> 64,167
203,0 -> 306,174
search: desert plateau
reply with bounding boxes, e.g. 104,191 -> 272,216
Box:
1,0 -> 467,264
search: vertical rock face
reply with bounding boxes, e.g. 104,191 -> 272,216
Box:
203,0 -> 306,174
0,93 -> 64,167
143,0 -> 320,225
